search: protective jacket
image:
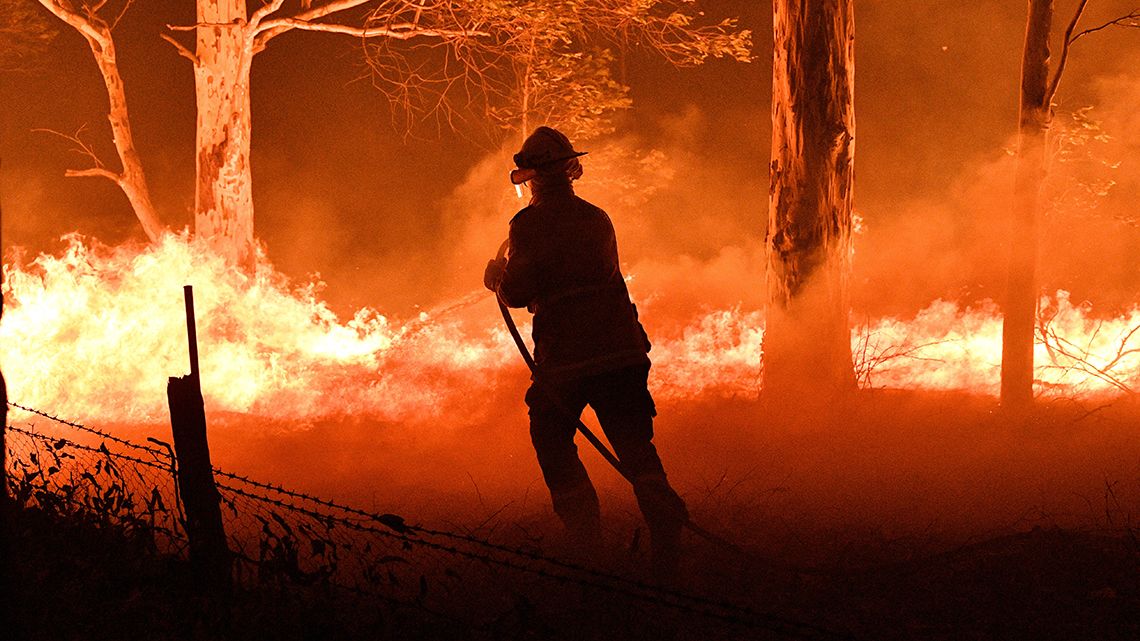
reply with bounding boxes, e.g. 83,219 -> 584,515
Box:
496,186 -> 650,382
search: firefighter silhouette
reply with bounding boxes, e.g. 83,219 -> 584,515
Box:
485,126 -> 688,578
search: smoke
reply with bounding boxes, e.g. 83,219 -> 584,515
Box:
852,74 -> 1140,318
427,105 -> 767,336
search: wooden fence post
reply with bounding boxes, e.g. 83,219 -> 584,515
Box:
168,285 -> 231,594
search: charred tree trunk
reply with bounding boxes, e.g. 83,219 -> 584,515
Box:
1,365 -> 6,507
36,1 -> 164,242
1002,0 -> 1053,409
1,156 -> 7,509
765,0 -> 857,399
194,0 -> 256,268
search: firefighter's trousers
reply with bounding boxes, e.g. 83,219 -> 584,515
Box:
525,364 -> 688,547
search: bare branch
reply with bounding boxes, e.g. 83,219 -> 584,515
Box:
1047,0 -> 1091,104
1037,309 -> 1140,395
65,167 -> 121,183
259,18 -> 486,40
251,26 -> 290,53
292,0 -> 374,23
1071,8 -> 1140,42
166,21 -> 243,32
250,0 -> 290,29
110,0 -> 134,30
28,6 -> 166,242
33,126 -> 120,184
35,0 -> 109,47
1048,5 -> 1140,107
160,32 -> 197,63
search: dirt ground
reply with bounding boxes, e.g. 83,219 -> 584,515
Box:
78,385 -> 1140,639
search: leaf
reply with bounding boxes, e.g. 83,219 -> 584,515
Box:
378,513 -> 407,533
271,511 -> 294,535
148,488 -> 166,512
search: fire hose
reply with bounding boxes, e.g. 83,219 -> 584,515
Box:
491,240 -> 745,557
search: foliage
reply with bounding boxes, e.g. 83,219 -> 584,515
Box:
0,0 -> 57,73
361,0 -> 752,142
489,0 -> 750,142
491,45 -> 632,143
1045,106 -> 1124,224
6,431 -> 181,546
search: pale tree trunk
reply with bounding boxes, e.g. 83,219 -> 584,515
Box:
764,0 -> 857,399
36,1 -> 164,242
1001,0 -> 1053,409
90,36 -> 164,242
194,0 -> 256,268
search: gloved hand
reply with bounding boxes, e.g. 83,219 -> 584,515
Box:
483,258 -> 506,291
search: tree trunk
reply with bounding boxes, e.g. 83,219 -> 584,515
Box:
1001,0 -> 1053,409
194,0 -> 256,268
1,156 -> 7,509
90,35 -> 165,242
764,0 -> 857,400
35,1 -> 164,242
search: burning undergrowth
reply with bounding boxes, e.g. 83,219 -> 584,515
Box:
1,234 -> 1138,426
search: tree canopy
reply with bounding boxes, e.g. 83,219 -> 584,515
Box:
0,0 -> 56,73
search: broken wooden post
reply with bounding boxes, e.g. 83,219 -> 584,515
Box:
168,285 -> 231,594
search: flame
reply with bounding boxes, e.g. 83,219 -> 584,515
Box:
1,235 -> 514,423
1,236 -> 1136,424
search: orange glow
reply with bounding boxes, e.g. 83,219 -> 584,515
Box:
2,236 -> 1136,424
0,235 -> 515,422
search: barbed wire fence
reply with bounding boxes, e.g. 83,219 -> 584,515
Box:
4,400 -> 851,640
5,413 -> 186,557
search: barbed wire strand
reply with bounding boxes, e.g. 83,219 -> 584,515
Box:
217,480 -> 838,639
6,424 -> 188,551
8,401 -> 169,458
8,423 -> 173,474
6,401 -> 851,640
212,465 -> 841,637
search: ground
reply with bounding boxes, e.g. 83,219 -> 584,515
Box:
8,388 -> 1140,639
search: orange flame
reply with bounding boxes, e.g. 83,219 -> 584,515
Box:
1,237 -> 1136,423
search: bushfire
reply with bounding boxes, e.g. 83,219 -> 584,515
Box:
1,234 -> 1136,424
